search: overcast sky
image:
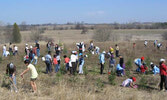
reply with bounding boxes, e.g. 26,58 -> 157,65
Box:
0,0 -> 167,24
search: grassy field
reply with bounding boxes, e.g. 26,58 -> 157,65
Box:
20,29 -> 167,44
0,29 -> 167,100
0,40 -> 167,100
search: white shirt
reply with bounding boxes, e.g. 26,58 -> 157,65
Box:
70,54 -> 77,62
3,46 -> 6,51
14,46 -> 18,51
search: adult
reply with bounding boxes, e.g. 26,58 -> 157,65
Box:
159,59 -> 167,91
45,51 -> 52,74
35,41 -> 40,57
25,44 -> 29,55
115,44 -> 119,57
13,45 -> 18,56
2,44 -> 7,57
95,46 -> 100,55
70,51 -> 77,75
79,54 -> 84,74
6,63 -> 17,92
144,40 -> 148,47
9,42 -> 13,55
99,51 -> 106,74
20,60 -> 38,93
55,44 -> 61,55
108,56 -> 115,74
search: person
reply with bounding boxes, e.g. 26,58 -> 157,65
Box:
56,54 -> 61,71
157,43 -> 162,50
35,41 -> 40,57
122,77 -> 137,88
140,63 -> 148,74
108,56 -> 116,74
29,50 -> 35,64
159,59 -> 167,91
95,46 -> 100,55
45,51 -> 52,74
70,51 -> 77,75
53,55 -> 58,73
78,54 -> 84,74
133,43 -> 136,49
76,42 -> 83,54
119,55 -> 124,68
55,44 -> 61,55
134,57 -> 144,72
25,44 -> 29,55
109,47 -> 114,55
6,63 -> 18,92
115,44 -> 119,57
9,42 -> 13,55
32,46 -> 38,65
13,45 -> 18,56
154,40 -> 157,47
150,62 -> 160,75
116,64 -> 124,76
2,44 -> 7,57
64,55 -> 70,71
99,51 -> 106,74
144,40 -> 148,47
20,60 -> 38,93
46,41 -> 51,52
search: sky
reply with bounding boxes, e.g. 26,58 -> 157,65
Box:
0,0 -> 167,24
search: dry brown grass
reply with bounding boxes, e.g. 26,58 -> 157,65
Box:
0,30 -> 167,100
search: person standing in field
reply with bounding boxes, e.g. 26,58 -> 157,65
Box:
25,44 -> 29,55
159,59 -> 167,91
64,55 -> 70,71
13,45 -> 18,56
53,55 -> 58,73
2,44 -> 7,57
78,54 -> 85,74
20,60 -> 38,93
115,44 -> 119,57
45,51 -> 52,74
35,41 -> 40,57
70,51 -> 77,75
9,42 -> 13,55
144,40 -> 148,47
108,56 -> 116,74
99,51 -> 106,74
154,40 -> 157,47
6,63 -> 18,92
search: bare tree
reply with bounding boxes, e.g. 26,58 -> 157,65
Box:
30,27 -> 43,41
93,25 -> 112,42
20,21 -> 27,31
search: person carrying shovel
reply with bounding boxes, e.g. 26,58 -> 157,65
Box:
6,63 -> 18,92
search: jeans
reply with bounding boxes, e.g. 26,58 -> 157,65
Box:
79,61 -> 84,74
37,49 -> 40,57
31,58 -> 38,65
54,64 -> 59,72
71,62 -> 76,75
45,61 -> 52,73
109,64 -> 115,73
9,75 -> 17,92
66,63 -> 69,71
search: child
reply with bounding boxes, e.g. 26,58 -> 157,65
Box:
64,55 -> 70,71
20,60 -> 38,93
140,63 -> 148,74
108,57 -> 116,74
79,54 -> 85,74
150,62 -> 160,75
134,57 -> 144,72
116,64 -> 124,76
53,55 -> 58,73
122,77 -> 137,88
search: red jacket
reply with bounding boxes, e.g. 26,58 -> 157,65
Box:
140,65 -> 148,73
160,63 -> 167,76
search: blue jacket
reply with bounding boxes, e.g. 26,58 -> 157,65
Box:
153,65 -> 160,75
99,53 -> 105,64
116,64 -> 124,71
134,58 -> 142,67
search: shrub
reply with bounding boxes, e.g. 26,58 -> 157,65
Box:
96,78 -> 104,89
83,66 -> 88,76
108,72 -> 116,85
0,56 -> 2,63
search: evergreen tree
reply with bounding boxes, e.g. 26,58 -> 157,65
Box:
12,23 -> 21,43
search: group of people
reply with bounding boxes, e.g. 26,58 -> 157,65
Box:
2,39 -> 167,93
2,43 -> 18,57
144,40 -> 162,49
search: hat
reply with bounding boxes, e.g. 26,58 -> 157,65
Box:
102,51 -> 106,54
30,46 -> 33,49
160,59 -> 165,62
79,53 -> 83,56
150,62 -> 153,65
25,44 -> 28,46
141,57 -> 145,60
132,77 -> 136,82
